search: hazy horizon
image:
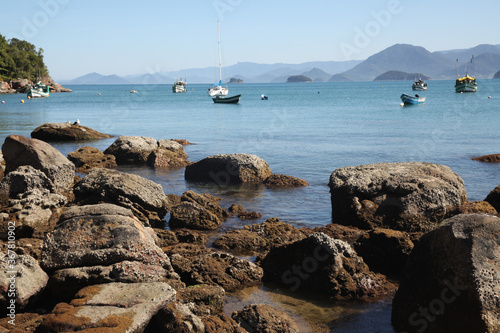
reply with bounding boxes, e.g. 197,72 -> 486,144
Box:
2,0 -> 499,81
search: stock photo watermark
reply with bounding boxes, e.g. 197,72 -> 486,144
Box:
16,0 -> 71,39
5,221 -> 18,325
401,278 -> 467,333
340,0 -> 405,60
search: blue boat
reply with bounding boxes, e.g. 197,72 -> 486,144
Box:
400,93 -> 425,105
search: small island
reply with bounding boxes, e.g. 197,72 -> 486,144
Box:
374,70 -> 430,81
493,70 -> 500,79
287,75 -> 312,83
228,77 -> 244,84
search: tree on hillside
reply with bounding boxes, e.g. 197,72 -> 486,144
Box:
0,34 -> 48,81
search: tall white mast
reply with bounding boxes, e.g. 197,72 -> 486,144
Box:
217,21 -> 222,84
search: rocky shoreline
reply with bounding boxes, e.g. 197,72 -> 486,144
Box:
0,77 -> 72,94
0,123 -> 499,332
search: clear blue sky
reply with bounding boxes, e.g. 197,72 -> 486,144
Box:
1,0 -> 499,80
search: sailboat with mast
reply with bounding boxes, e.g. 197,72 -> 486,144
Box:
455,56 -> 477,93
208,21 -> 229,97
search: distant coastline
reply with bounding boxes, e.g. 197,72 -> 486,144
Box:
59,43 -> 500,85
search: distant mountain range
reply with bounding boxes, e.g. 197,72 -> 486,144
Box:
60,44 -> 500,85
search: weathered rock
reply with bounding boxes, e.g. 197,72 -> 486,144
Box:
151,301 -> 205,332
204,313 -> 248,333
154,228 -> 179,247
232,304 -> 300,333
355,228 -> 414,275
181,190 -> 229,220
0,238 -> 44,260
174,228 -> 208,245
260,233 -> 395,301
67,146 -> 117,173
264,173 -> 309,188
41,204 -> 178,297
312,223 -> 367,244
147,148 -> 191,168
158,139 -> 188,158
458,200 -> 497,215
0,165 -> 67,237
213,217 -> 309,254
329,162 -> 467,235
104,135 -> 158,164
31,122 -> 112,141
39,282 -> 176,332
49,82 -> 72,93
0,312 -> 45,332
170,252 -> 263,291
73,168 -> 169,226
485,184 -> 500,212
0,254 -> 49,312
0,188 -> 67,238
237,211 -> 262,220
172,139 -> 193,146
228,203 -> 245,214
392,214 -> 500,333
169,202 -> 222,230
177,285 -> 225,317
185,153 -> 272,184
472,153 -> 500,162
0,165 -> 53,196
2,135 -> 75,194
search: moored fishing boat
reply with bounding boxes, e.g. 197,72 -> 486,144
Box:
455,56 -> 477,92
27,82 -> 50,98
400,93 -> 425,105
412,79 -> 427,91
172,79 -> 187,93
455,75 -> 477,92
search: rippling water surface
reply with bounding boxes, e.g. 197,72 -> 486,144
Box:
1,80 -> 500,331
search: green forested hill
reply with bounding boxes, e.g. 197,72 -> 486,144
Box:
0,34 -> 48,82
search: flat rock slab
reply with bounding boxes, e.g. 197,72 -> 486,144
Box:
39,282 -> 176,332
31,122 -> 113,141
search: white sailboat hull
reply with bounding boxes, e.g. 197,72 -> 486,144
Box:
208,86 -> 228,96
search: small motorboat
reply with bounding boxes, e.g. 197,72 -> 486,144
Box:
129,90 -> 138,93
261,94 -> 268,100
412,79 -> 427,91
400,93 -> 426,105
212,94 -> 241,104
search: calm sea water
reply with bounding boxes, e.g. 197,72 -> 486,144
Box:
1,80 -> 500,331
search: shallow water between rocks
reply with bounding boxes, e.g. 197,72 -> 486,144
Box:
2,80 -> 500,331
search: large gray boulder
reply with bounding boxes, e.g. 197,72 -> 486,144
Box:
39,282 -> 176,332
260,233 -> 395,301
392,214 -> 500,333
2,135 -> 75,194
0,165 -> 67,237
41,204 -> 179,297
185,153 -> 272,185
329,162 -> 466,235
0,253 -> 49,310
73,168 -> 169,226
104,135 -> 158,164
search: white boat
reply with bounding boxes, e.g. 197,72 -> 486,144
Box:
455,57 -> 477,93
27,82 -> 50,98
412,79 -> 427,91
208,21 -> 229,97
172,79 -> 187,93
